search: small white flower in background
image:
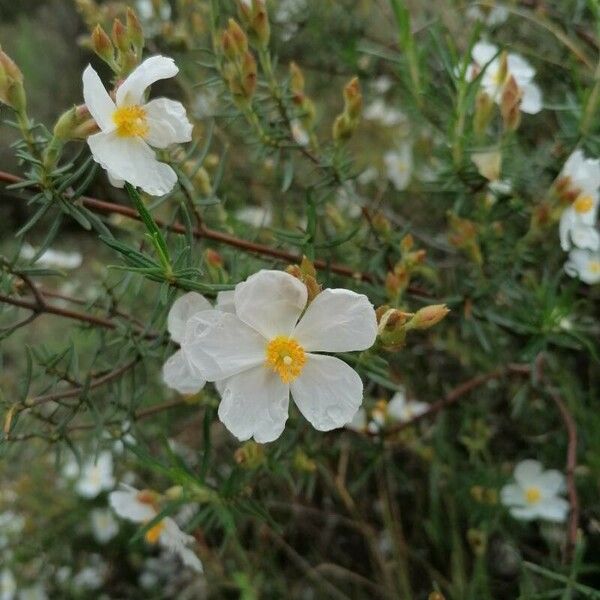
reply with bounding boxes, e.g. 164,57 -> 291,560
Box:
236,205 -> 273,228
20,244 -> 82,270
72,555 -> 107,592
76,452 -> 115,499
109,485 -> 203,573
162,291 -> 234,395
335,184 -> 363,218
17,585 -> 47,600
557,150 -> 600,252
387,390 -> 429,423
358,166 -> 379,186
0,569 -> 16,600
466,41 -> 542,114
564,248 -> 600,285
364,98 -> 406,127
83,55 -> 193,196
183,270 -> 378,443
91,508 -> 119,544
501,459 -> 569,522
345,407 -> 368,432
371,75 -> 393,94
466,4 -> 509,26
290,119 -> 310,147
384,142 -> 413,191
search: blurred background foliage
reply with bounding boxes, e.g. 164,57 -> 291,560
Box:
0,0 -> 600,599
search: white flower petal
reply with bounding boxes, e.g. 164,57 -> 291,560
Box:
520,82 -> 543,114
514,459 -> 543,486
87,130 -> 177,196
82,65 -> 116,131
507,53 -> 535,82
216,290 -> 235,313
107,172 -> 125,188
159,518 -> 203,573
535,497 -> 569,522
472,41 -> 499,66
184,312 -> 265,381
294,288 -> 377,352
571,224 -> 600,251
116,55 -> 179,106
500,483 -> 526,507
291,354 -> 363,431
109,488 -> 156,522
167,292 -> 212,343
509,505 -> 538,521
537,470 -> 566,496
144,98 -> 193,148
218,366 -> 289,443
234,270 -> 307,338
162,349 -> 206,395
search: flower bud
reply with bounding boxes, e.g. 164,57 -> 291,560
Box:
236,0 -> 253,23
92,24 -> 115,65
0,48 -> 26,112
204,248 -> 223,268
234,441 -> 265,468
221,30 -> 236,60
250,0 -> 270,47
293,449 -> 317,472
332,114 -> 353,142
467,528 -> 487,556
501,75 -> 522,132
241,51 -> 257,98
429,593 -> 446,600
165,485 -> 183,500
228,18 -> 248,56
474,91 -> 494,136
400,234 -> 414,253
343,77 -> 362,121
471,149 -> 501,182
112,18 -> 129,54
289,61 -> 305,94
126,8 -> 145,55
406,304 -> 449,330
377,308 -> 410,350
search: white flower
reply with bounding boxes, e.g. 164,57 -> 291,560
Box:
558,150 -> 600,251
72,561 -> 106,592
384,142 -> 413,191
20,244 -> 82,270
387,391 -> 429,423
162,291 -> 234,394
467,41 -> 542,114
76,452 -> 115,499
358,166 -> 379,186
364,99 -> 406,127
564,248 -> 600,284
91,509 -> 119,544
501,459 -> 569,522
345,407 -> 367,432
0,569 -> 16,600
183,270 -> 378,443
371,76 -> 393,94
466,4 -> 509,26
236,206 -> 273,228
109,486 -> 203,573
83,56 -> 193,196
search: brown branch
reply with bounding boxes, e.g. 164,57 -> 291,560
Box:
377,362 -> 532,437
548,389 -> 580,562
0,170 -> 381,285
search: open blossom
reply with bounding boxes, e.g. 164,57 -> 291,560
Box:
109,486 -> 203,573
91,508 -> 119,544
384,142 -> 413,191
557,150 -> 600,251
364,98 -> 406,127
182,270 -> 377,443
564,248 -> 600,284
466,4 -> 509,26
500,459 -> 569,522
162,291 -> 233,395
83,56 -> 193,196
76,452 -> 115,499
387,391 -> 429,423
466,41 -> 542,114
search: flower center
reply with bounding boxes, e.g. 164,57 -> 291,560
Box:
588,260 -> 600,274
524,486 -> 542,504
144,520 -> 165,544
265,336 -> 306,383
113,105 -> 148,138
573,194 -> 594,214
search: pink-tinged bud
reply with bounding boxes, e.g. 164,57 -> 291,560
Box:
228,18 -> 248,56
241,51 -> 257,98
112,18 -> 129,53
221,30 -> 236,60
251,0 -> 270,47
290,61 -> 305,94
401,234 -> 414,252
91,24 -> 114,64
344,77 -> 362,120
204,248 -> 223,268
126,8 -> 144,54
236,0 -> 253,24
407,304 -> 450,330
377,308 -> 409,350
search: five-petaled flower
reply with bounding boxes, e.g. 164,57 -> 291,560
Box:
181,270 -> 378,443
500,459 -> 569,522
109,485 -> 203,573
83,55 -> 193,196
466,41 -> 542,114
75,451 -> 115,499
564,248 -> 600,285
557,150 -> 600,252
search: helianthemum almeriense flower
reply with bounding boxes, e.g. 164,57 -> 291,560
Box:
557,150 -> 600,252
182,270 -> 378,443
500,459 -> 569,522
564,248 -> 600,284
109,485 -> 203,573
83,55 -> 193,196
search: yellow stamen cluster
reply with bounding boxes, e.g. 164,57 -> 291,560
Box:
573,194 -> 594,214
144,520 -> 165,544
588,261 -> 600,274
113,105 -> 148,138
524,486 -> 541,504
265,336 -> 306,383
